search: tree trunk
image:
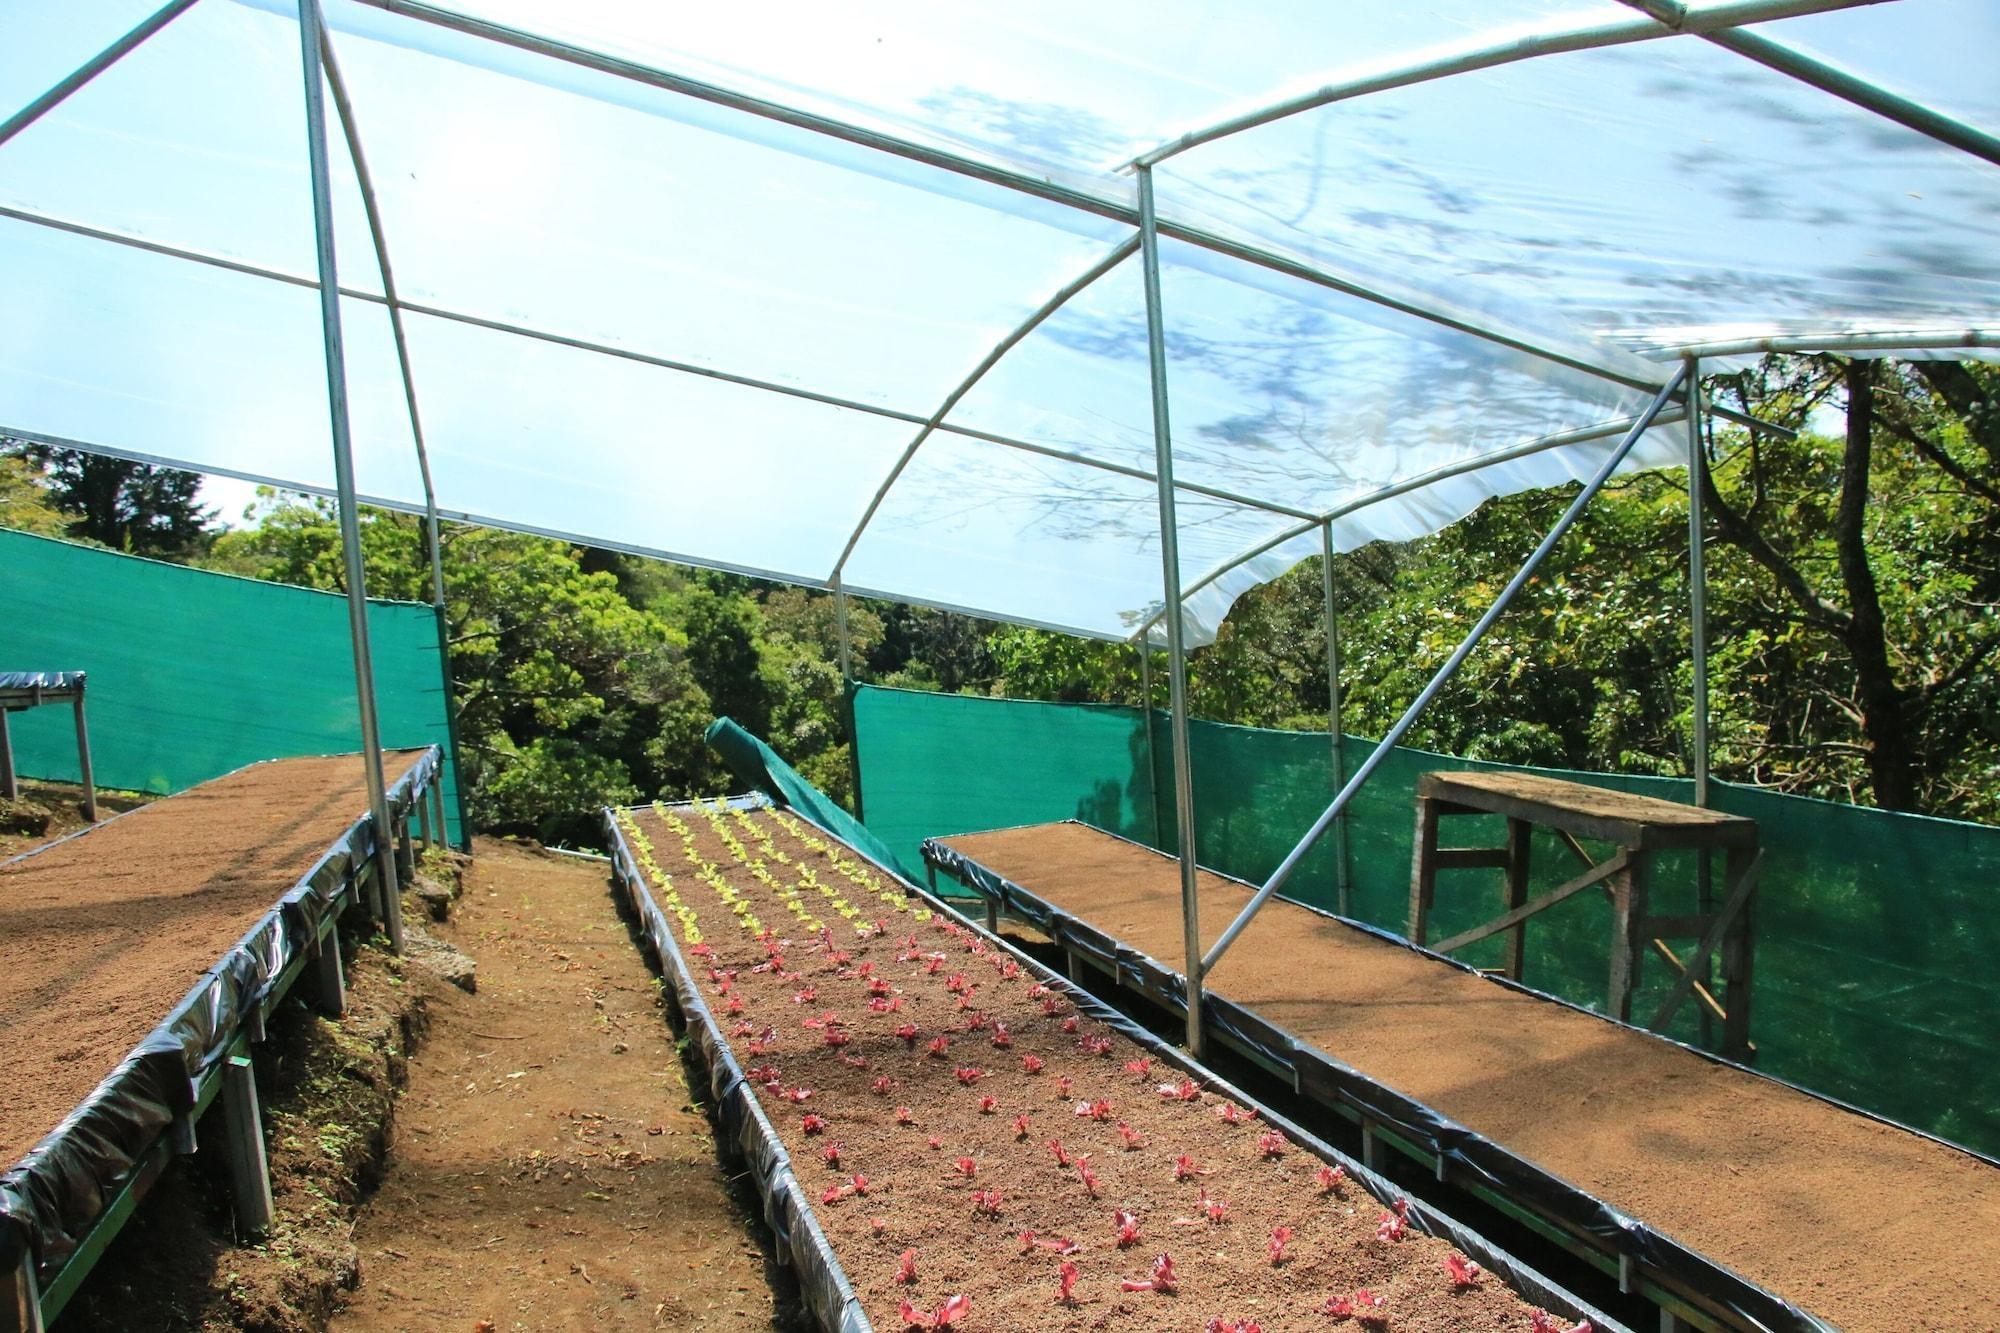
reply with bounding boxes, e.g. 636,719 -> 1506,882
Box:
1835,359 -> 1917,810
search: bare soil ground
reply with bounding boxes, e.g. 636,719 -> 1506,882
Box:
942,821 -> 2000,1332
330,838 -> 784,1333
0,751 -> 424,1169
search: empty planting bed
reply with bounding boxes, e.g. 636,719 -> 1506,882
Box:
608,798 -> 1615,1332
930,821 -> 2000,1332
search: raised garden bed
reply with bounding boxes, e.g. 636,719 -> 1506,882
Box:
924,820 -> 2000,1333
609,797 -> 1613,1332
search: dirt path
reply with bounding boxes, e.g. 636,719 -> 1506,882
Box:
331,839 -> 781,1332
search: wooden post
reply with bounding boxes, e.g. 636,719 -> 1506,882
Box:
1721,843 -> 1757,1062
312,930 -> 346,1018
984,892 -> 999,936
221,1056 -> 274,1238
1608,853 -> 1651,1022
70,693 -> 97,822
1407,796 -> 1441,943
1502,817 -> 1531,980
415,785 -> 433,850
3,1248 -> 42,1333
429,778 -> 449,852
395,812 -> 416,883
0,710 -> 16,802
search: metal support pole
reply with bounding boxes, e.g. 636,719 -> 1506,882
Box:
1138,645 -> 1163,847
297,0 -> 402,953
221,1055 -> 274,1238
1137,164 -> 1205,1058
833,580 -> 865,818
835,581 -> 853,682
71,690 -> 98,822
1201,364 -> 1691,975
1321,522 -> 1352,914
0,0 -> 200,149
395,807 -> 416,883
416,780 -> 433,849
0,711 -> 15,802
1687,357 -> 1711,809
430,777 -> 449,856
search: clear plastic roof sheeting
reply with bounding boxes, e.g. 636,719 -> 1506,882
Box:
3,0 -> 1997,647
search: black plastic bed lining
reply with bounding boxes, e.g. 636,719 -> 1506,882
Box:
0,746 -> 443,1287
919,823 -> 1863,1333
605,796 -> 1620,1333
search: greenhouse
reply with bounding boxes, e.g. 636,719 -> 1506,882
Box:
3,1 -> 1999,1330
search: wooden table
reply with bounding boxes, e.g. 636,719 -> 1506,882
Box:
1408,770 -> 1760,1062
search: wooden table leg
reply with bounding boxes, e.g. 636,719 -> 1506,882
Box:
1408,797 -> 1440,944
1607,850 -> 1650,1023
1721,843 -> 1757,1063
1503,817 -> 1531,981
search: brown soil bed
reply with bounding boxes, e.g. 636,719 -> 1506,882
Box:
624,803 -> 1578,1332
0,778 -> 152,860
0,750 -> 424,1168
940,822 -> 2000,1332
331,838 -> 783,1332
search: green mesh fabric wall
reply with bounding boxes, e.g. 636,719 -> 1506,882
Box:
853,683 -> 2000,1157
0,529 -> 463,841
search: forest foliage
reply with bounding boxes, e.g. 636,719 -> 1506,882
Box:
4,354 -> 1994,841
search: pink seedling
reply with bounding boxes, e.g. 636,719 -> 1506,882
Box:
1060,1017 -> 1080,1034
1079,1035 -> 1114,1057
1056,1075 -> 1074,1098
1112,1208 -> 1142,1247
870,1216 -> 889,1235
1315,1164 -> 1346,1194
1375,1210 -> 1408,1243
970,1188 -> 1003,1217
1074,1099 -> 1113,1121
1076,1156 -> 1101,1198
1020,1230 -> 1080,1256
1158,1079 -> 1201,1102
945,972 -> 970,994
953,1156 -> 978,1179
731,1020 -> 756,1037
1013,1113 -> 1031,1140
1042,995 -> 1066,1015
725,996 -> 745,1015
893,1249 -> 918,1285
926,1036 -> 953,1059
896,1023 -> 920,1046
1055,1259 -> 1079,1305
801,1114 -> 827,1135
747,1064 -> 778,1084
821,1141 -> 843,1167
921,955 -> 946,975
1172,1154 -> 1205,1182
869,995 -> 905,1013
1267,1225 -> 1293,1265
1020,1054 -> 1045,1074
999,960 -> 1020,981
1198,1192 -> 1229,1225
1048,1140 -> 1072,1167
990,1023 -> 1012,1048
895,1106 -> 917,1125
793,986 -> 817,1004
978,1096 -> 998,1115
688,943 -> 712,959
1214,1101 -> 1259,1126
1443,1253 -> 1483,1288
1124,1057 -> 1152,1078
746,1031 -> 777,1056
868,976 -> 894,995
1206,1322 -> 1262,1333
1116,1122 -> 1145,1151
1256,1131 -> 1287,1158
955,994 -> 980,1013
1028,983 -> 1050,999
1323,1290 -> 1388,1325
897,1294 -> 969,1329
872,1076 -> 895,1096
818,1174 -> 868,1204
927,1135 -> 943,1150
1529,1315 -> 1592,1333
856,960 -> 876,978
823,1028 -> 852,1048
954,1065 -> 985,1085
1119,1253 -> 1177,1294
961,1009 -> 988,1030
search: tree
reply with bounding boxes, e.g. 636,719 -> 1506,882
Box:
7,442 -> 214,558
0,454 -> 68,536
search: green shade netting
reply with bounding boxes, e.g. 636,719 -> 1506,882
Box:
705,714 -> 916,884
853,682 -> 2000,1158
0,528 -> 463,842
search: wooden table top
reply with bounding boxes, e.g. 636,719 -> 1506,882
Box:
1418,769 -> 1758,848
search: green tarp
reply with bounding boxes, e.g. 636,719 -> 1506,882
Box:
853,682 -> 2000,1158
0,528 -> 462,841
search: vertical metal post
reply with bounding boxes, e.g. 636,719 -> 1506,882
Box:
1137,164 -> 1204,1058
1321,522 -> 1352,915
297,0 -> 403,953
1686,355 -> 1715,1049
0,710 -> 15,802
312,929 -> 347,1017
835,581 -> 853,682
834,580 -> 864,819
71,688 -> 98,822
4,1246 -> 42,1333
1138,643 -> 1163,847
1687,356 -> 1711,808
